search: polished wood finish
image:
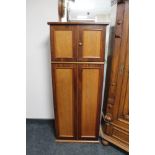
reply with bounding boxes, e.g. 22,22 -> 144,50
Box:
78,26 -> 106,62
54,31 -> 73,57
78,64 -> 104,140
102,0 -> 129,151
50,25 -> 106,62
118,46 -> 129,121
52,64 -> 77,139
48,23 -> 106,142
51,61 -> 105,64
58,0 -> 65,21
48,22 -> 109,25
50,26 -> 77,61
83,31 -> 101,57
103,133 -> 128,151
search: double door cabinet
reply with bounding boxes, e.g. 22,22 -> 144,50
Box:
47,23 -> 108,142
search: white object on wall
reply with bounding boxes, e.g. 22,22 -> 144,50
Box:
26,0 -> 58,119
68,0 -> 111,22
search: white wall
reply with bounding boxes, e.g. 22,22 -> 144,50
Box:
26,0 -> 58,119
26,0 -> 116,119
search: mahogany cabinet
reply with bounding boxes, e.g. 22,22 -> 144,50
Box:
47,22 -> 108,142
101,0 -> 129,151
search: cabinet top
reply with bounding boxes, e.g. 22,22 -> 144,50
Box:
47,22 -> 109,26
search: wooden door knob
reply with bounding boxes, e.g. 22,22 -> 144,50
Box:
104,113 -> 112,123
78,42 -> 83,46
117,20 -> 122,25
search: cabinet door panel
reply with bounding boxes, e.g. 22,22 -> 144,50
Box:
78,64 -> 104,140
78,26 -> 106,62
51,26 -> 77,61
52,64 -> 77,139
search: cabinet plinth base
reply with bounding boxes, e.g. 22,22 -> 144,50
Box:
103,133 -> 129,152
55,139 -> 100,143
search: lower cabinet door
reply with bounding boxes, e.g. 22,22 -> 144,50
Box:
78,64 -> 104,140
52,64 -> 77,140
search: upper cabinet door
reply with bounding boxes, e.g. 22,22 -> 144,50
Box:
50,26 -> 77,61
78,26 -> 106,62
